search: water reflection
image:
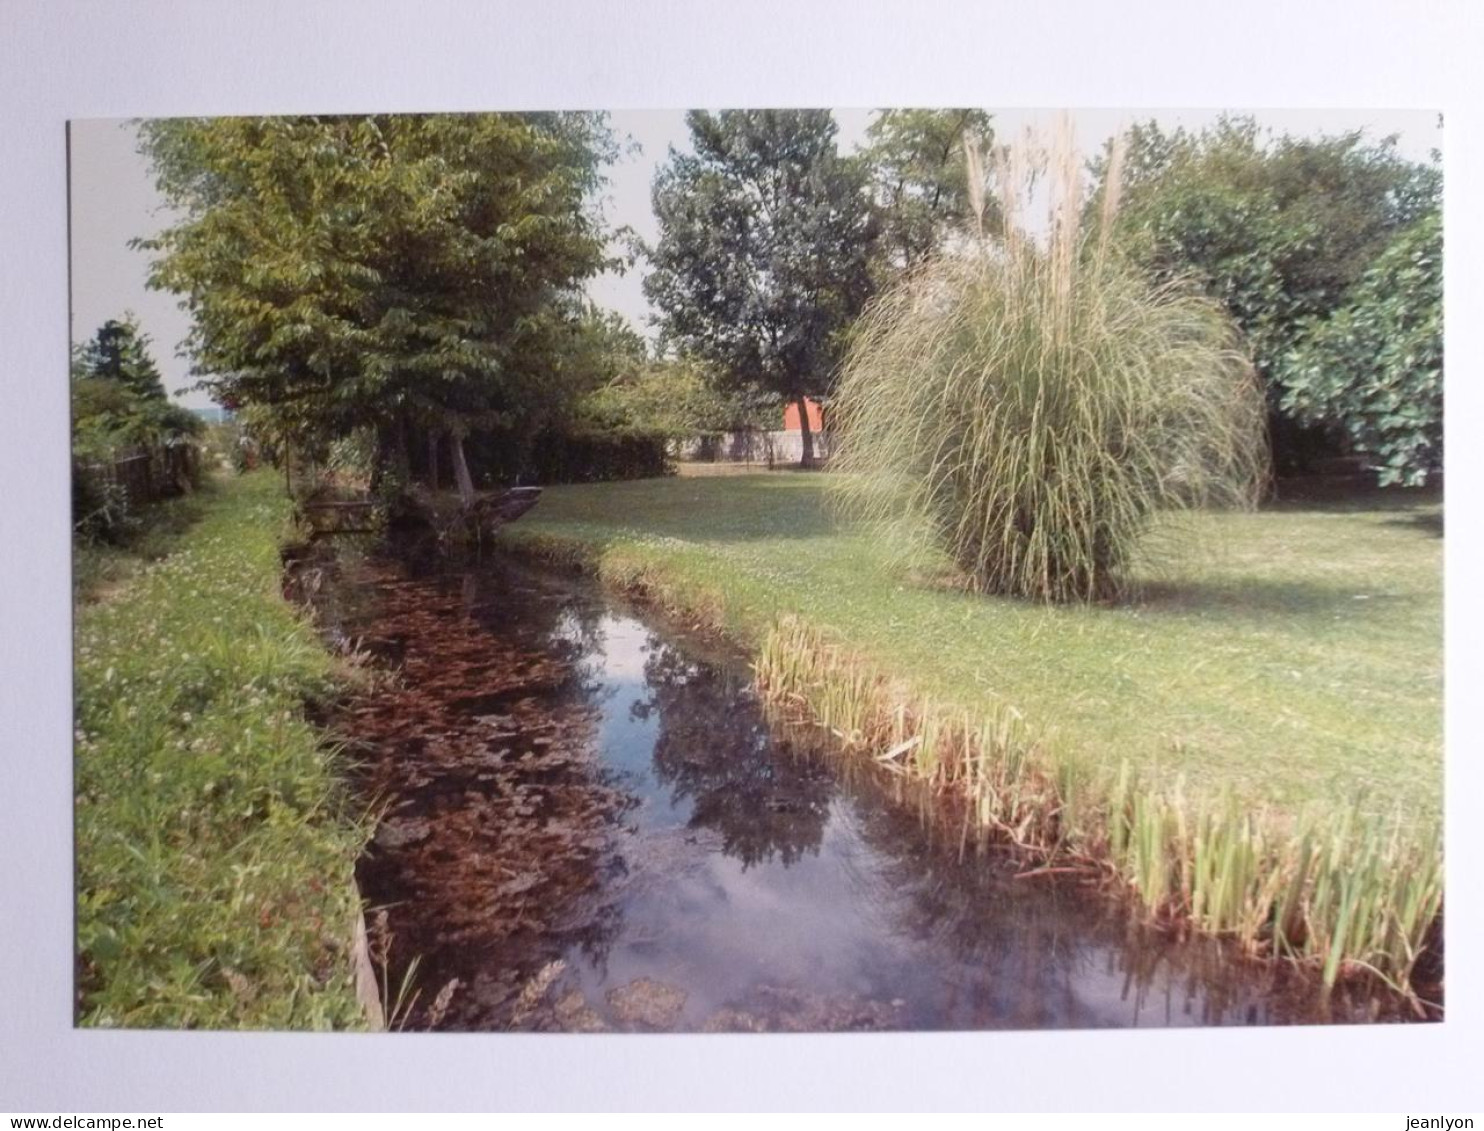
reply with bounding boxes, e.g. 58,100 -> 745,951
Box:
301,543 -> 1406,1032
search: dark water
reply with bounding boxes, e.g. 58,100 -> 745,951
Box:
297,537 -> 1408,1032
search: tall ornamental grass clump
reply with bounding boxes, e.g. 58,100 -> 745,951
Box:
832,122 -> 1269,602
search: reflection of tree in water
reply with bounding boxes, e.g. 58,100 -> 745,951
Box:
635,638 -> 834,869
815,757 -> 1352,1027
338,552 -> 1375,1030
823,783 -> 1096,1027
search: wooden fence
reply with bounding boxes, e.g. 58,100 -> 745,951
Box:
74,441 -> 202,517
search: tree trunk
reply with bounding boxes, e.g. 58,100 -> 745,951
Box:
427,430 -> 440,492
450,430 -> 476,510
795,395 -> 816,468
370,419 -> 411,497
396,411 -> 411,477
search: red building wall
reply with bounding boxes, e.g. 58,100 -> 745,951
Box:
782,398 -> 824,432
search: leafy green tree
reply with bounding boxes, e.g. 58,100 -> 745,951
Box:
78,315 -> 168,400
1278,213 -> 1442,486
137,113 -> 614,505
644,110 -> 877,466
72,314 -> 199,450
588,354 -> 774,441
1107,117 -> 1441,474
72,316 -> 203,539
861,108 -> 995,275
560,303 -> 649,394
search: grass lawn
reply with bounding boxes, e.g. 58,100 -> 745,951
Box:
74,470 -> 369,1028
506,472 -> 1442,822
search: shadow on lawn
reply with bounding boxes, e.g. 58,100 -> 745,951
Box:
1264,476 -> 1441,515
1261,480 -> 1443,541
1134,577 -> 1419,622
1382,510 -> 1443,538
532,473 -> 844,546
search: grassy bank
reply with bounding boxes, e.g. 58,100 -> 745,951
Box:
502,473 -> 1443,993
74,470 -> 369,1028
73,484 -> 216,604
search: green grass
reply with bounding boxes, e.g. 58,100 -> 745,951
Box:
73,484 -> 217,604
502,472 -> 1442,988
74,470 -> 370,1029
507,473 -> 1440,816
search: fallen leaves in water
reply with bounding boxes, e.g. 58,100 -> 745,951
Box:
315,559 -> 626,1028
605,976 -> 688,1029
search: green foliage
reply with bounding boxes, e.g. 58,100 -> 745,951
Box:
588,354 -> 775,440
644,110 -> 877,461
1107,117 -> 1442,475
519,424 -> 672,484
72,377 -> 201,456
72,317 -> 204,542
74,471 -> 369,1028
560,303 -> 649,390
136,114 -> 615,480
77,314 -> 168,400
1278,214 -> 1442,486
833,129 -> 1267,602
861,108 -> 995,274
72,314 -> 197,454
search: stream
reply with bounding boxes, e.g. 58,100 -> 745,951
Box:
293,535 -> 1410,1032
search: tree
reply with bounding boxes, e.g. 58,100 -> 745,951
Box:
1278,212 -> 1442,486
1105,116 -> 1441,475
643,110 -> 877,466
137,113 -> 614,506
72,316 -> 203,540
77,314 -> 167,400
588,353 -> 774,442
860,108 -> 995,276
72,313 -> 199,451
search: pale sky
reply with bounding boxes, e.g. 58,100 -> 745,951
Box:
69,108 -> 1440,409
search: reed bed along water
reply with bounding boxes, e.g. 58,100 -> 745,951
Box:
753,614 -> 1441,998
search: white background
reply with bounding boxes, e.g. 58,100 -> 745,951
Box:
2,0 -> 1480,1112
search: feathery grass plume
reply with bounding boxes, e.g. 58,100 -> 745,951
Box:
831,120 -> 1268,602
1095,131 -> 1127,266
963,129 -> 987,241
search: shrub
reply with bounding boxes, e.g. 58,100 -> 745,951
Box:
525,425 -> 673,484
1277,212 -> 1442,487
831,123 -> 1269,602
72,375 -> 205,542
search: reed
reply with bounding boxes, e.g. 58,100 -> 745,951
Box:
754,614 -> 1442,996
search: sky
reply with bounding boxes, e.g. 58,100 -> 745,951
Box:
69,108 -> 1441,409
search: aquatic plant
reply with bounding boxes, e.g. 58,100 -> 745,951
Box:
830,119 -> 1269,601
754,615 -> 1442,998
